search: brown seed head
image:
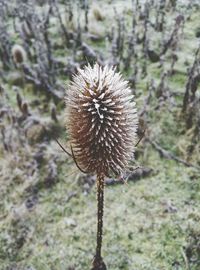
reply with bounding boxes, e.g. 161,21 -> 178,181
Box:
65,63 -> 138,177
11,44 -> 27,64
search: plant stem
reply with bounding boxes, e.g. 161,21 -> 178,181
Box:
96,173 -> 104,259
91,173 -> 107,270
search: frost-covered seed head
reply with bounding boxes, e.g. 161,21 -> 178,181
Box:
65,63 -> 138,177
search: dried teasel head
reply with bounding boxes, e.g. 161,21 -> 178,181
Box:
65,63 -> 138,177
11,44 -> 27,64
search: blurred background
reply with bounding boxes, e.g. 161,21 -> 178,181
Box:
0,0 -> 200,269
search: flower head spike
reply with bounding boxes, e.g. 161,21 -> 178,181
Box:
65,63 -> 138,177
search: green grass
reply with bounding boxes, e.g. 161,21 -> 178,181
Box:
1,155 -> 199,270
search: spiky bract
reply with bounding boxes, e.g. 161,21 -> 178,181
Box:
65,63 -> 138,177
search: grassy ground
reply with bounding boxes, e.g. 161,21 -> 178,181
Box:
0,0 -> 200,269
1,151 -> 200,270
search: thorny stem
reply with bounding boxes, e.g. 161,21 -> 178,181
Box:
92,173 -> 107,270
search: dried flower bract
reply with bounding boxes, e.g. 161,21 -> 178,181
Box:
65,63 -> 138,177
